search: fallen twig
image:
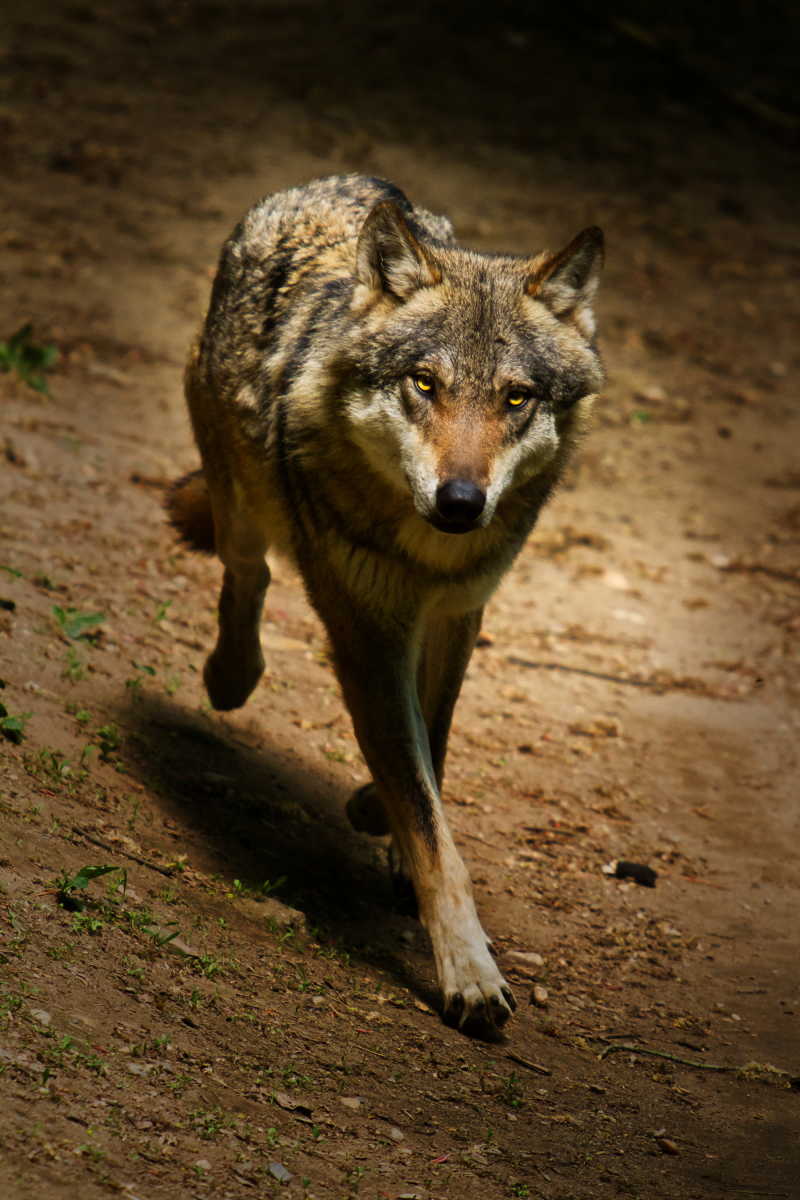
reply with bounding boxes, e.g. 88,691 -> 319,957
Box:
506,657 -> 732,699
598,1042 -> 731,1071
720,562 -> 800,587
506,1051 -> 551,1076
71,826 -> 174,876
507,656 -> 656,688
595,1041 -> 795,1088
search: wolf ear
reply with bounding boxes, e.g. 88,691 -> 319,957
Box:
528,227 -> 604,339
356,201 -> 441,300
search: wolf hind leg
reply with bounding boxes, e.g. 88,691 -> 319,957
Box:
346,782 -> 390,836
204,496 -> 270,712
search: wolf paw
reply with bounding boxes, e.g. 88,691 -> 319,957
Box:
204,646 -> 264,711
345,783 -> 390,836
437,937 -> 516,1037
442,979 -> 516,1037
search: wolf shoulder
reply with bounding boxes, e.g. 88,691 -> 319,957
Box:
231,174 -> 455,267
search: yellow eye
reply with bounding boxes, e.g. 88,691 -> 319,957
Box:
412,372 -> 435,395
507,389 -> 532,409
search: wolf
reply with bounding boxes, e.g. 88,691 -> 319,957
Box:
168,174 -> 604,1036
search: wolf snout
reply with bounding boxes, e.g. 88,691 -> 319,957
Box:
433,479 -> 486,533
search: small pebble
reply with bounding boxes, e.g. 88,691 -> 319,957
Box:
508,950 -> 545,969
655,1136 -> 679,1156
268,1162 -> 292,1183
615,860 -> 657,887
531,985 -> 549,1008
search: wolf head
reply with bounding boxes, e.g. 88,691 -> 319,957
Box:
345,201 -> 604,536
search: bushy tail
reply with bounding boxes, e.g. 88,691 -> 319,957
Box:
166,469 -> 216,554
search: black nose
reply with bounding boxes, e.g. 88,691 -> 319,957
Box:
435,479 -> 486,528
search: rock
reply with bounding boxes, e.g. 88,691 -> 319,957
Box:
238,895 -> 307,933
340,1096 -> 364,1112
273,1091 -> 312,1116
568,718 -> 621,738
507,950 -> 545,969
531,985 -> 549,1008
614,860 -> 658,887
268,1162 -> 292,1183
602,568 -> 632,591
655,1135 -> 679,1155
162,935 -> 202,959
127,1062 -> 154,1076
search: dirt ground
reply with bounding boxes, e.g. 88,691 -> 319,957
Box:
1,3 -> 799,1198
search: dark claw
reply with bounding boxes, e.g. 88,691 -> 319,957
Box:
443,993 -> 465,1027
502,986 -> 517,1012
487,995 -> 512,1030
460,998 -> 488,1034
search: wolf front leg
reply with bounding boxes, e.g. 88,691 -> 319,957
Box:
320,592 -> 515,1036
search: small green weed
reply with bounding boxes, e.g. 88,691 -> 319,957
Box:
164,673 -> 182,696
502,1071 -> 525,1109
68,706 -> 92,726
75,1140 -> 106,1163
0,324 -> 58,394
52,605 -> 105,642
191,1106 -> 235,1141
55,864 -> 126,912
33,748 -> 86,790
167,1073 -> 193,1095
195,954 -> 222,978
260,875 -> 287,897
0,989 -> 24,1027
126,661 -> 156,696
71,912 -> 105,935
53,864 -> 187,950
282,1067 -> 312,1089
33,573 -> 64,592
46,941 -> 76,961
62,645 -> 86,682
95,723 -> 121,761
0,702 -> 31,744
